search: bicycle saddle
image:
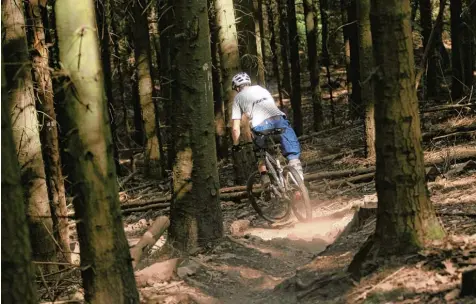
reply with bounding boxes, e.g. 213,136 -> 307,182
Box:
253,128 -> 284,136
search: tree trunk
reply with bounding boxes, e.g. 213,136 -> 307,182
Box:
253,0 -> 266,85
158,0 -> 175,170
1,55 -> 37,304
208,5 -> 228,159
420,0 -> 439,98
348,0 -> 362,119
96,0 -> 123,176
213,0 -> 241,140
132,0 -> 163,178
267,0 -> 284,108
461,0 -> 474,89
349,0 -> 445,274
169,0 -> 224,251
320,0 -> 336,126
148,3 -> 168,176
287,0 -> 303,136
55,0 -> 140,301
412,0 -> 419,25
258,0 -> 267,73
2,0 -> 58,273
24,0 -> 71,264
278,0 -> 292,97
450,0 -> 464,99
303,0 -> 323,131
234,0 -> 262,84
357,0 -> 375,158
340,0 -> 352,97
471,0 -> 476,80
110,0 -> 132,148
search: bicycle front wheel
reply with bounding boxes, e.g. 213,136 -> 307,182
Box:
283,166 -> 312,222
246,171 -> 291,223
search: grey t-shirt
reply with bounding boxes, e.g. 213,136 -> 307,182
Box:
231,85 -> 285,127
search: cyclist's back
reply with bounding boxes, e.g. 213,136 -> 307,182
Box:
231,85 -> 285,128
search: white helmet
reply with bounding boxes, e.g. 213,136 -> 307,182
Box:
231,72 -> 251,91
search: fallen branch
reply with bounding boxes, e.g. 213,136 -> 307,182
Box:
130,216 -> 170,269
305,166 -> 375,182
304,148 -> 364,167
421,103 -> 476,113
432,130 -> 476,141
309,172 -> 375,191
119,171 -> 139,189
422,124 -> 476,141
121,203 -> 170,214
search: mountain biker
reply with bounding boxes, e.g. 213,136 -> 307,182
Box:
230,72 -> 304,186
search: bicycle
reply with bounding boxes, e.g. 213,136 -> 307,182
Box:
243,128 -> 312,223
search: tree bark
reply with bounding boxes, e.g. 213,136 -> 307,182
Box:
266,0 -> 284,108
258,0 -> 267,73
96,0 -> 123,176
303,0 -> 323,131
461,0 -> 474,89
2,0 -> 58,273
419,0 -> 439,98
213,0 -> 241,139
278,0 -> 292,96
132,0 -> 163,178
158,0 -> 175,170
208,4 -> 227,159
349,0 -> 445,275
24,0 -> 71,263
348,0 -> 362,119
287,0 -> 303,136
341,0 -> 352,97
55,0 -> 140,301
451,0 -> 465,99
1,55 -> 37,304
320,0 -> 335,126
169,0 -> 224,251
234,0 -> 264,84
357,0 -> 375,158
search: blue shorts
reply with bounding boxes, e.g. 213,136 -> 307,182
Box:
252,116 -> 301,160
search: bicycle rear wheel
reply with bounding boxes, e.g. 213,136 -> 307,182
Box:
246,170 -> 291,223
283,166 -> 312,222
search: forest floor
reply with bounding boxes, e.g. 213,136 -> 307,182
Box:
52,79 -> 476,303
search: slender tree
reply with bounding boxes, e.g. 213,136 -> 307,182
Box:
1,56 -> 38,304
267,0 -> 284,107
341,0 -> 352,96
349,0 -> 445,274
347,0 -> 362,118
158,0 -> 175,170
461,0 -> 474,88
208,5 -> 227,159
320,0 -> 336,126
132,0 -> 163,177
25,0 -> 71,263
357,0 -> 375,158
257,0 -> 267,72
450,0 -> 465,99
169,0 -> 224,251
213,0 -> 241,134
420,0 -> 439,98
234,0 -> 265,84
278,0 -> 292,96
96,0 -> 123,176
303,0 -> 323,131
2,0 -> 58,272
54,0 -> 140,301
287,0 -> 303,136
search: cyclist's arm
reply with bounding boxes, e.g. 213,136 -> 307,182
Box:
232,119 -> 241,145
231,97 -> 242,146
